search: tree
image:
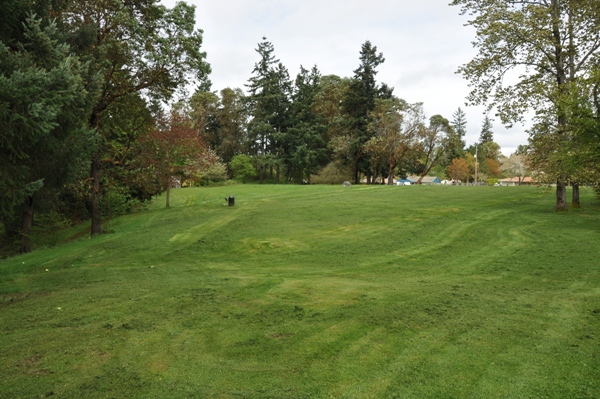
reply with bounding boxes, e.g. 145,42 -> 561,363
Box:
467,138 -> 502,179
501,153 -> 529,184
245,37 -> 291,182
314,75 -> 351,146
189,90 -> 220,148
215,88 -> 248,165
60,0 -> 210,234
366,97 -> 422,184
0,14 -> 93,252
479,115 -> 494,144
485,158 -> 502,178
515,144 -> 530,155
416,115 -> 452,182
447,158 -> 470,183
451,0 -> 600,210
287,66 -> 328,183
341,40 -> 388,183
139,112 -> 206,208
449,107 -> 467,160
185,148 -> 227,186
229,154 -> 257,183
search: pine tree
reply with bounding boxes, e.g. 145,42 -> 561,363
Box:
287,65 -> 327,183
341,40 -> 388,183
0,15 -> 94,252
479,115 -> 494,144
245,37 -> 291,182
448,107 -> 467,160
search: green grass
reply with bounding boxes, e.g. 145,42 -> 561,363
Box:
1,185 -> 599,398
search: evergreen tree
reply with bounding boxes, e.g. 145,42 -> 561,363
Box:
341,40 -> 388,183
245,37 -> 291,182
246,38 -> 279,155
215,88 -> 248,166
0,14 -> 94,252
448,107 -> 467,160
479,115 -> 494,144
287,65 -> 328,183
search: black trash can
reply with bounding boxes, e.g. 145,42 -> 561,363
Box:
226,195 -> 235,206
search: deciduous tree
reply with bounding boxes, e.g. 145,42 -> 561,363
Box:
366,97 -> 422,184
501,153 -> 529,184
140,112 -> 206,208
451,0 -> 600,210
447,158 -> 470,183
416,115 -> 452,183
60,0 -> 210,233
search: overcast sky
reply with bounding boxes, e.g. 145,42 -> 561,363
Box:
162,0 -> 530,156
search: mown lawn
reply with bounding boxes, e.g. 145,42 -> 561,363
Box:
1,184 -> 599,398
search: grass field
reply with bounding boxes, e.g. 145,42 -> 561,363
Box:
1,184 -> 599,398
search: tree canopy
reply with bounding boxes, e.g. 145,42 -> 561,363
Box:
451,0 -> 600,209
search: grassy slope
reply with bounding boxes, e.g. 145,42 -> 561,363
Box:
1,185 -> 599,398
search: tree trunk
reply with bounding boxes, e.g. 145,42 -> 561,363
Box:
388,158 -> 395,185
551,0 -> 569,212
90,153 -> 102,235
571,183 -> 580,208
556,180 -> 568,211
20,196 -> 34,253
166,186 -> 171,208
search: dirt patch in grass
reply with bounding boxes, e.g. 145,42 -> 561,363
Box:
16,355 -> 52,376
269,332 -> 295,339
0,291 -> 50,307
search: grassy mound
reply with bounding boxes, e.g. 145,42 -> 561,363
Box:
1,185 -> 599,398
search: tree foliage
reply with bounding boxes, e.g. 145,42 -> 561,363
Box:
416,115 -> 452,182
139,111 -> 206,208
59,0 -> 211,233
0,14 -> 93,252
447,158 -> 470,182
451,0 -> 600,209
341,41 -> 388,183
287,66 -> 328,183
366,97 -> 422,184
449,107 -> 467,160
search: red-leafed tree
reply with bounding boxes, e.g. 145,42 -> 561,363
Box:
140,112 -> 206,208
